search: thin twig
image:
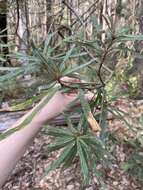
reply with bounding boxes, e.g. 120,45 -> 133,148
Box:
83,46 -> 113,79
97,35 -> 116,86
62,0 -> 85,27
71,2 -> 97,27
15,0 -> 20,36
97,51 -> 107,86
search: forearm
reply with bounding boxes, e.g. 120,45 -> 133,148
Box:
0,121 -> 41,187
0,92 -> 71,187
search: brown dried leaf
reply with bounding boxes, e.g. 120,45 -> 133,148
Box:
87,112 -> 101,132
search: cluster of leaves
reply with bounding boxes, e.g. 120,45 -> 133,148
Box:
1,16 -> 143,184
123,152 -> 143,183
44,123 -> 107,184
121,137 -> 143,184
42,89 -> 109,184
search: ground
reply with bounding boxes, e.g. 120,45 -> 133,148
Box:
0,99 -> 143,190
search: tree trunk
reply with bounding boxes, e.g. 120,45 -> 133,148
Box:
0,0 -> 8,62
46,0 -> 52,33
16,0 -> 29,65
128,0 -> 143,98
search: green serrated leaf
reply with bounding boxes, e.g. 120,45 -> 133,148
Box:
63,143 -> 77,168
64,115 -> 78,134
117,34 -> 143,41
31,41 -> 56,77
60,45 -> 75,70
77,140 -> 89,182
79,89 -> 101,132
63,58 -> 96,76
79,89 -> 91,114
45,126 -> 74,137
77,115 -> 86,131
47,136 -> 75,152
81,135 -> 105,149
43,32 -> 56,55
43,142 -> 76,177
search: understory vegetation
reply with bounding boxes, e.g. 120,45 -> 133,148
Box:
0,0 -> 143,188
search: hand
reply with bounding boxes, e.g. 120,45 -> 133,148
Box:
32,77 -> 94,125
59,76 -> 94,102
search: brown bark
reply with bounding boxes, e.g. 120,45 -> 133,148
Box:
46,0 -> 52,33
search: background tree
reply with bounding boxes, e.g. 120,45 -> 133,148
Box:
0,0 -> 8,64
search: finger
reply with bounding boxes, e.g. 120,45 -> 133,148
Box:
59,76 -> 81,86
85,91 -> 95,101
63,90 -> 94,102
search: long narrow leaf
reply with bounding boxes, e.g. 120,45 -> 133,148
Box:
43,142 -> 76,177
43,32 -> 56,55
63,58 -> 96,76
63,143 -> 77,168
45,126 -> 74,137
79,89 -> 101,132
47,136 -> 75,152
81,135 -> 105,149
60,44 -> 75,70
31,41 -> 56,76
0,88 -> 58,140
77,140 -> 89,182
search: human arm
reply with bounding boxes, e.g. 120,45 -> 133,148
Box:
0,88 -> 93,187
0,91 -> 76,187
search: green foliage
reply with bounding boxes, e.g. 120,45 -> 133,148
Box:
123,153 -> 143,171
122,151 -> 143,183
0,15 -> 143,185
44,121 -> 107,184
121,139 -> 143,184
120,110 -> 143,183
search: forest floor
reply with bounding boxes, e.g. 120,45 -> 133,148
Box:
0,99 -> 143,190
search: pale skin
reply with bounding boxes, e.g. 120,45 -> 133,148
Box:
0,77 -> 93,188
